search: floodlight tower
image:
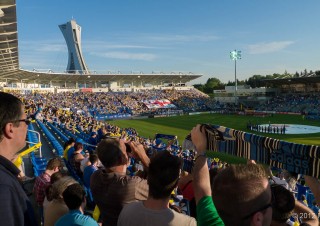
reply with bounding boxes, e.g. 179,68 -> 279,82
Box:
230,50 -> 241,107
59,20 -> 89,74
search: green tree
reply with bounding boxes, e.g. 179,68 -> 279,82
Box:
193,84 -> 205,92
204,77 -> 222,93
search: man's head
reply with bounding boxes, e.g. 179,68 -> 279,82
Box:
0,92 -> 28,159
212,164 -> 272,226
96,138 -> 128,169
51,176 -> 77,200
46,157 -> 63,173
74,142 -> 83,151
63,183 -> 86,211
148,151 -> 182,199
89,154 -> 99,166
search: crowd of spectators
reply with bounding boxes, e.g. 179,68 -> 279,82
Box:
2,91 -> 320,226
256,93 -> 320,116
13,89 -> 220,121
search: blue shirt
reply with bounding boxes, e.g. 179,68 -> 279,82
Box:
296,183 -> 308,201
311,205 -> 319,217
67,147 -> 75,161
83,165 -> 98,188
55,210 -> 98,226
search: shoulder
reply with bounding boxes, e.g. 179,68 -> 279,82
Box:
122,201 -> 142,212
76,214 -> 98,225
0,183 -> 15,196
0,170 -> 23,196
131,175 -> 148,184
170,209 -> 196,225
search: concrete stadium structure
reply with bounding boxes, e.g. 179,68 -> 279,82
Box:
59,20 -> 89,74
0,0 -> 201,91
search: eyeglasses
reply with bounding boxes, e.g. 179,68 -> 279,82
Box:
242,202 -> 272,220
12,119 -> 31,126
242,186 -> 274,220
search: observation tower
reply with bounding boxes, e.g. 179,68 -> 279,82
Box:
59,20 -> 89,74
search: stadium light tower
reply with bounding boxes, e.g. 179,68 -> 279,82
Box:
230,50 -> 241,107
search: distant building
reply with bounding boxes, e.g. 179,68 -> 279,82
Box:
214,85 -> 278,106
59,20 -> 89,74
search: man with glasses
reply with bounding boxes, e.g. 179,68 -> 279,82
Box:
0,92 -> 37,225
191,124 -> 272,226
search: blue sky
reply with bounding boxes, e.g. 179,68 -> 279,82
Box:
17,1 -> 320,84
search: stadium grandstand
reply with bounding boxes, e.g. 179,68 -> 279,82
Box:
1,1 -> 320,226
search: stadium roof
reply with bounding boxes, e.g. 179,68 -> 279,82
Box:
12,70 -> 201,84
0,0 -> 19,79
0,0 -> 201,85
264,76 -> 320,86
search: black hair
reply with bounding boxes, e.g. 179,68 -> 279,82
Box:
96,138 -> 127,168
62,183 -> 86,210
148,151 -> 182,199
89,154 -> 99,164
0,92 -> 23,141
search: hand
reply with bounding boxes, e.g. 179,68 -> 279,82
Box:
129,141 -> 146,158
247,159 -> 256,165
191,124 -> 207,154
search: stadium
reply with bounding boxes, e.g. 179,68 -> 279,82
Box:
1,0 -> 320,225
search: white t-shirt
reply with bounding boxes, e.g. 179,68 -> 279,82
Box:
118,201 -> 196,226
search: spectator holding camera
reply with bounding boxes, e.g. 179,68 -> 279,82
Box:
90,138 -> 150,226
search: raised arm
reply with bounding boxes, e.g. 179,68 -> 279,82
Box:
130,141 -> 150,169
191,124 -> 211,203
293,199 -> 319,226
191,124 -> 224,226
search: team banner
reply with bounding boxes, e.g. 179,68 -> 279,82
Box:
142,99 -> 176,109
184,124 -> 320,178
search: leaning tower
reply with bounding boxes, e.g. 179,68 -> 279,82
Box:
59,20 -> 89,74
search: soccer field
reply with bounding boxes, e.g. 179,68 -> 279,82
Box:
108,113 -> 320,164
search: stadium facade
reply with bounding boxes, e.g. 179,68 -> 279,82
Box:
59,20 -> 89,74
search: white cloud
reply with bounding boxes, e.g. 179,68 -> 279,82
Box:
91,51 -> 156,61
19,40 -> 66,52
147,34 -> 219,43
247,41 -> 294,54
84,40 -> 156,50
36,43 -> 66,52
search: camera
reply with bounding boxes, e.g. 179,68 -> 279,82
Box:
125,142 -> 132,153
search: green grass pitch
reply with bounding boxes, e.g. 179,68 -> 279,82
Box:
108,113 -> 320,164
